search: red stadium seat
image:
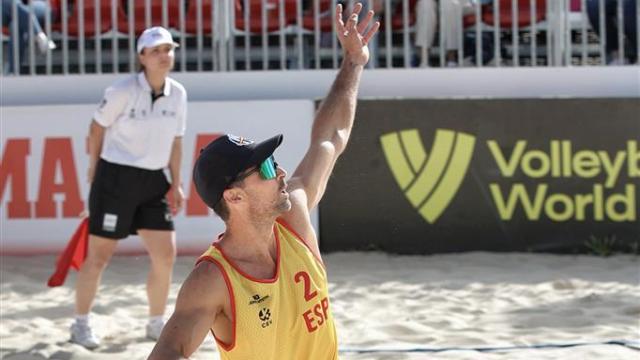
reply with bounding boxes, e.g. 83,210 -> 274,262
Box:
120,0 -> 182,35
390,0 -> 418,30
481,0 -> 546,28
235,0 -> 297,33
53,0 -> 126,37
185,0 -> 212,34
301,0 -> 333,32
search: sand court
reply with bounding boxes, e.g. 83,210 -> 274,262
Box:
1,252 -> 638,359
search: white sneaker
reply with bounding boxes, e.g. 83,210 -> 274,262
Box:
35,32 -> 56,54
70,322 -> 100,350
146,319 -> 165,341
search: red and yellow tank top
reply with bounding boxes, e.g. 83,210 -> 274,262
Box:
197,219 -> 339,360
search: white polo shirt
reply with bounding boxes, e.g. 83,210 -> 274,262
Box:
93,72 -> 187,170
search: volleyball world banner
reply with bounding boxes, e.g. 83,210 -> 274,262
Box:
320,98 -> 639,254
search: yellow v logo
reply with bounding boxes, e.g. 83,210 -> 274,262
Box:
380,129 -> 476,224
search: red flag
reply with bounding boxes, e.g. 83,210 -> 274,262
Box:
47,218 -> 89,287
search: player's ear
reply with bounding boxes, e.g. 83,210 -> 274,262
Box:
223,188 -> 243,205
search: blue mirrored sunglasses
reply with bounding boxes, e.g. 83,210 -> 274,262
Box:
235,156 -> 278,182
258,156 -> 278,180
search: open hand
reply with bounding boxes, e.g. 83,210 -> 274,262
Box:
335,3 -> 380,66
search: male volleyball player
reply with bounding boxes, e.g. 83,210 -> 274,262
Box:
148,3 -> 378,359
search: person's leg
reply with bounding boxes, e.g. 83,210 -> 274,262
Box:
74,235 -> 119,315
139,229 -> 176,318
415,0 -> 437,66
3,0 -> 32,72
71,234 -> 118,349
440,0 -> 464,64
139,229 -> 176,340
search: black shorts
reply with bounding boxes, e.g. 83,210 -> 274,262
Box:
89,159 -> 174,240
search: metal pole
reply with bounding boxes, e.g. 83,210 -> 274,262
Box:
493,0 -> 500,66
128,0 -> 135,72
62,0 -> 69,74
10,0 -> 20,75
162,0 -> 168,28
262,0 -> 268,69
179,0 -> 186,71
279,0 -> 285,69
439,0 -> 444,66
598,0 -> 605,64
512,0 -> 518,66
385,0 -> 392,67
213,0 -> 219,71
617,0 -> 625,63
95,0 -> 102,74
530,0 -> 536,66
79,0 -> 86,74
111,0 -> 118,73
145,0 -> 151,28
296,0 -> 303,69
314,0 -> 321,69
637,0 -> 640,65
226,0 -> 234,71
28,1 -> 35,74
565,0 -> 572,66
457,0 -> 463,65
546,0 -> 551,65
581,0 -> 587,64
475,0 -> 482,67
196,0 -> 203,71
244,0 -> 250,70
194,0 -> 202,71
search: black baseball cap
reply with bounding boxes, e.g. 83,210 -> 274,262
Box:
193,134 -> 283,209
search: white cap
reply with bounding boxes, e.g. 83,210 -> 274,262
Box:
136,26 -> 179,54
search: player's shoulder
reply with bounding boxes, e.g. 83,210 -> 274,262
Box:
190,258 -> 227,288
103,74 -> 138,98
166,77 -> 187,97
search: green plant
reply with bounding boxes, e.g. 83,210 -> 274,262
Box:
584,235 -> 617,257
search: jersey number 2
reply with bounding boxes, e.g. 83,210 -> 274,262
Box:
294,271 -> 318,302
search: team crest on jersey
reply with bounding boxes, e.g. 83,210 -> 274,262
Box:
258,308 -> 272,328
228,135 -> 254,146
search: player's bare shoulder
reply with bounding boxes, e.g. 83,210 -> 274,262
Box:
177,260 -> 228,310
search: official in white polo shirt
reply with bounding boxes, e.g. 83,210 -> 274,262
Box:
70,26 -> 187,349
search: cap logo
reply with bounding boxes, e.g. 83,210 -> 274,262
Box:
228,134 -> 254,146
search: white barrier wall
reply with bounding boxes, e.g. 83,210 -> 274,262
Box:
0,100 -> 316,254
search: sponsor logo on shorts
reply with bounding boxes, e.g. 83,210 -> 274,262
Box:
381,129 -> 475,224
103,213 -> 118,232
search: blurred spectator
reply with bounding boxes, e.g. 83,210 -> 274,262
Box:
415,0 -> 436,66
586,0 -> 637,64
2,0 -> 57,74
415,0 -> 493,67
438,0 -> 491,66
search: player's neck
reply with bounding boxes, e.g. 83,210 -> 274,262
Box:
143,71 -> 166,94
223,217 -> 277,259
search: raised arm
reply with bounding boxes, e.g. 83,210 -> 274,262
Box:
281,3 -> 378,256
288,3 -> 379,210
148,262 -> 225,360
